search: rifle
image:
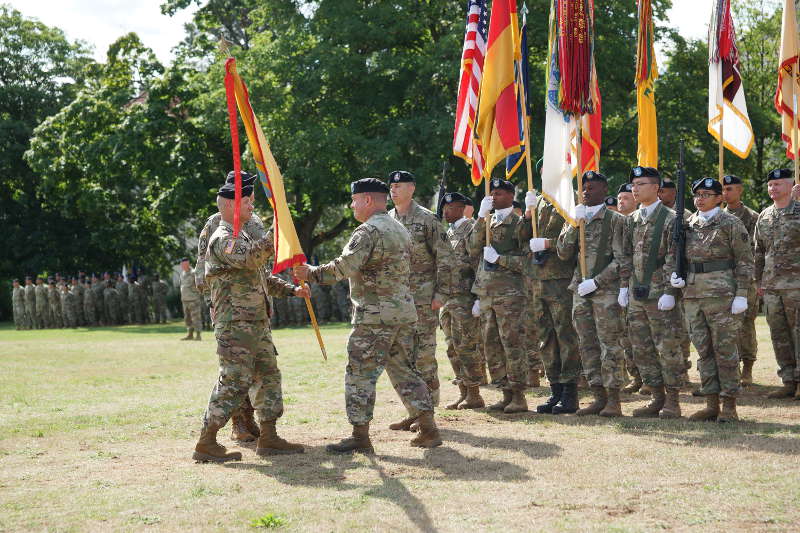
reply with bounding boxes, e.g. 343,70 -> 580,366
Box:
435,160 -> 448,220
673,140 -> 688,279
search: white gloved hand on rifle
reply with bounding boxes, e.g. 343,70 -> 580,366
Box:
670,272 -> 686,288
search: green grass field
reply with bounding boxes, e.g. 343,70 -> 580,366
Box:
1,319 -> 799,532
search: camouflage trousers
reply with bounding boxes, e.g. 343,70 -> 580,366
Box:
763,289 -> 800,384
84,303 -> 97,326
62,304 -> 77,328
528,278 -> 580,385
49,303 -> 62,328
202,320 -> 283,429
683,297 -> 741,398
154,299 -> 166,323
345,323 -> 432,426
13,305 -> 26,329
738,285 -> 759,363
677,300 -> 692,372
439,295 -> 483,387
481,292 -> 528,390
523,278 -> 545,375
627,296 -> 684,389
35,304 -> 47,329
413,304 -> 439,403
620,307 -> 638,380
183,299 -> 202,330
573,291 -> 625,389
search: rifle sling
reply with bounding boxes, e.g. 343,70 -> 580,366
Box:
589,209 -> 613,278
632,206 -> 669,295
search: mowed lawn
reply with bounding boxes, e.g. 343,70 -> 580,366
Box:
0,318 -> 799,532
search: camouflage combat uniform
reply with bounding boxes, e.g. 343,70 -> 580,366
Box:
24,282 -> 36,330
116,278 -> 130,324
72,282 -> 85,326
35,282 -> 48,329
754,199 -> 800,386
556,204 -> 627,389
104,282 -> 120,325
61,286 -> 78,328
307,210 -> 433,425
390,201 -> 453,404
725,203 -> 760,364
48,284 -> 62,328
181,268 -> 203,331
152,279 -> 168,324
12,285 -> 26,330
92,280 -> 106,325
83,285 -> 97,326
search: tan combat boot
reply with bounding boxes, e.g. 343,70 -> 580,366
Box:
622,377 -> 643,394
459,385 -> 485,409
599,388 -> 622,417
230,414 -> 257,442
689,394 -> 720,421
326,423 -> 374,454
717,396 -> 739,422
576,386 -> 607,416
195,331 -> 201,341
193,423 -> 242,463
659,387 -> 681,419
242,403 -> 261,438
503,388 -> 528,414
255,420 -> 304,456
488,389 -> 513,411
389,415 -> 419,431
446,383 -> 467,410
767,381 -> 796,399
632,385 -> 665,418
740,360 -> 754,387
181,328 -> 194,341
409,411 -> 442,448
528,370 -> 541,388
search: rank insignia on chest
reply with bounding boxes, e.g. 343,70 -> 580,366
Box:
224,240 -> 236,254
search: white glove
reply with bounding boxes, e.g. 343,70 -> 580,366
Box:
573,204 -> 587,221
657,294 -> 675,311
731,296 -> 748,315
577,278 -> 598,297
618,288 -> 629,308
478,196 -> 494,218
471,300 -> 481,317
529,238 -> 548,253
670,272 -> 686,288
525,191 -> 537,209
483,246 -> 499,264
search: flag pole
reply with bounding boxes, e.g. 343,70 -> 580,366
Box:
517,67 -> 538,238
484,174 -> 491,244
718,105 -> 725,183
576,115 -> 588,279
301,281 -> 327,361
793,86 -> 800,185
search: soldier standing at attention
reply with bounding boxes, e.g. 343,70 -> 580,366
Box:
387,170 -> 453,429
619,166 -> 683,419
48,279 -> 62,328
152,275 -> 168,324
617,183 -> 638,216
722,174 -> 760,386
92,274 -> 106,325
24,277 -> 36,330
180,258 -> 203,341
116,273 -> 130,325
193,180 -> 308,463
104,279 -> 120,325
35,277 -> 48,329
83,279 -> 97,326
669,178 -> 753,421
72,276 -> 85,326
12,279 -> 26,330
754,169 -> 800,399
438,192 -> 485,409
295,178 -> 441,453
556,171 -> 628,417
61,282 -> 78,328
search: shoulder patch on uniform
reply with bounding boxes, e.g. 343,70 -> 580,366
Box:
347,231 -> 367,252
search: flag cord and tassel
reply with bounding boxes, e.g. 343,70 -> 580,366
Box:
576,115 -> 588,279
793,88 -> 800,185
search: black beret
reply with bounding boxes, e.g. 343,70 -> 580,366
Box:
180,257 -> 189,263
25,276 -> 31,280
442,191 -> 469,205
489,178 -> 515,192
692,177 -> 722,194
218,181 -> 254,199
660,180 -> 676,189
512,200 -> 523,210
629,166 -> 660,182
388,170 -> 415,183
605,196 -> 618,207
618,183 -> 633,194
351,178 -> 389,194
583,170 -> 607,182
722,174 -> 742,185
226,170 -> 257,186
767,168 -> 793,181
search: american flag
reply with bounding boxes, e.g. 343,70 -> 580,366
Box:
452,0 -> 489,186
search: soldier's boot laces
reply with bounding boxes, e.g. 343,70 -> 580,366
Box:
389,415 -> 419,431
639,384 -> 654,396
576,386 -> 607,416
193,423 -> 242,463
446,383 -> 467,410
230,414 -> 257,442
659,387 -> 682,419
528,370 -> 541,388
181,328 -> 194,341
621,377 -> 643,394
255,420 -> 304,456
599,388 -> 623,417
326,424 -> 374,454
689,393 -> 720,422
632,385 -> 666,418
459,385 -> 485,409
409,411 -> 442,448
536,383 -> 563,414
740,360 -> 754,387
718,396 -> 739,423
488,389 -> 514,411
552,383 -> 579,414
767,381 -> 796,399
503,388 -> 528,414
242,404 -> 261,438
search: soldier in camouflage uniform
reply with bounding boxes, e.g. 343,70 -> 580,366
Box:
193,180 -> 307,463
83,279 -> 97,326
438,192 -> 485,409
296,178 -> 441,453
388,170 -> 453,426
24,277 -> 36,329
616,183 -> 642,391
619,166 -> 684,419
48,280 -> 62,328
151,275 -> 168,324
12,279 -> 26,330
61,282 -> 78,328
71,277 -> 85,326
104,280 -> 120,325
556,171 -> 627,417
116,274 -> 130,325
669,178 -> 753,422
722,174 -> 760,386
468,178 -> 530,413
179,258 -> 203,341
754,168 -> 800,399
34,277 -> 48,329
92,275 -> 106,325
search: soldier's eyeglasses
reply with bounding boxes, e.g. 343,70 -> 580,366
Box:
693,193 -> 720,199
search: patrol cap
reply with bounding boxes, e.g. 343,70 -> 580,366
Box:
629,166 -> 660,183
618,183 -> 633,195
442,191 -> 469,205
660,180 -> 676,189
226,170 -> 257,187
692,177 -> 722,194
582,170 -> 607,183
605,196 -> 618,207
218,181 -> 254,199
767,168 -> 793,181
351,178 -> 389,194
722,174 -> 742,185
388,170 -> 415,183
489,178 -> 515,192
